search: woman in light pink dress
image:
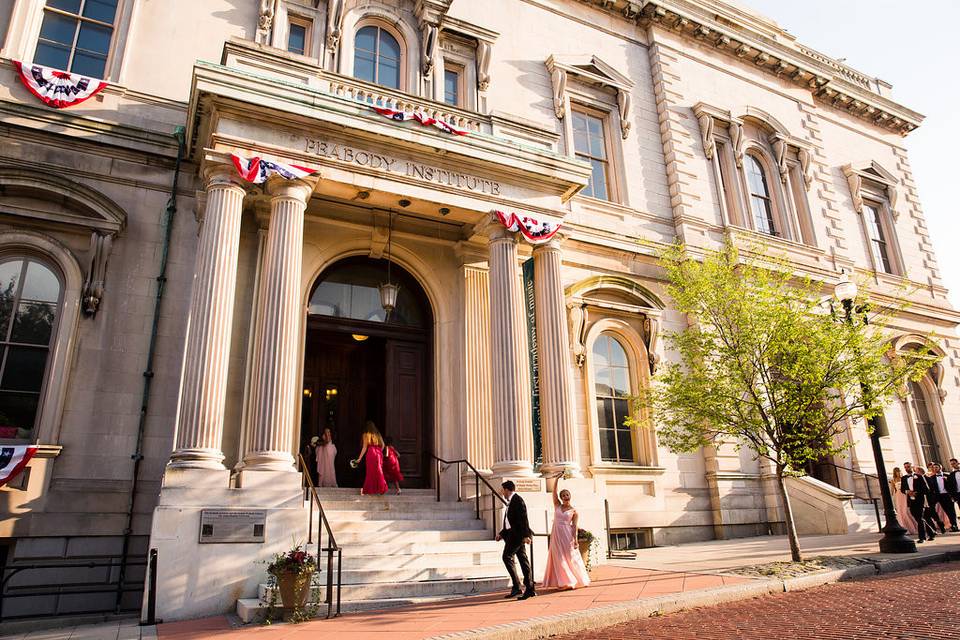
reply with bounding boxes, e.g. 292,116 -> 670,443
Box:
542,475 -> 591,590
316,427 -> 338,488
891,467 -> 916,535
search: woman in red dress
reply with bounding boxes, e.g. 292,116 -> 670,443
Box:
355,421 -> 387,496
382,436 -> 403,495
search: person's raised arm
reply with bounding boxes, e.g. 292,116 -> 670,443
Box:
551,474 -> 561,508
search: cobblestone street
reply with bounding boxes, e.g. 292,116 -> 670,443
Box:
556,563 -> 960,640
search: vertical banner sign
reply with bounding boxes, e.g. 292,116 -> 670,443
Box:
522,258 -> 542,466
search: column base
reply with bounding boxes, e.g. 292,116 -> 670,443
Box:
539,461 -> 583,479
161,466 -> 230,489
236,468 -> 303,490
241,450 -> 297,473
168,448 -> 226,471
491,459 -> 536,478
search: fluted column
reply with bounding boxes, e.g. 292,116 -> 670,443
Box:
533,238 -> 581,477
243,179 -> 313,472
169,166 -> 247,469
488,223 -> 535,477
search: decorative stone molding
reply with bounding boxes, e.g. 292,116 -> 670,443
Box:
567,300 -> 588,367
256,0 -> 276,45
81,231 -> 113,316
842,161 -> 899,218
436,16 -> 498,92
891,334 -> 947,402
326,0 -> 345,51
770,135 -> 789,184
696,111 -> 715,159
728,120 -> 744,167
477,40 -> 492,91
797,147 -> 813,189
544,54 -> 635,137
415,0 -> 452,77
641,315 -> 660,374
693,102 -> 732,161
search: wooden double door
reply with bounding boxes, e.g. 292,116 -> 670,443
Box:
301,325 -> 430,488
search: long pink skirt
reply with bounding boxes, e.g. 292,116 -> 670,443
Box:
542,506 -> 591,589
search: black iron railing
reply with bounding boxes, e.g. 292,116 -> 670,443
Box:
297,454 -> 342,619
815,461 -> 882,529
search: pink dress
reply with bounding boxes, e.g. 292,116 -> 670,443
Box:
542,506 -> 591,589
362,445 -> 388,495
891,482 -> 917,535
316,443 -> 338,488
383,446 -> 404,484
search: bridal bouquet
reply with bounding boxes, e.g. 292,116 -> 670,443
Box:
349,458 -> 359,469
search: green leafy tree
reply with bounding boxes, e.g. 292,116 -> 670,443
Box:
632,241 -> 939,562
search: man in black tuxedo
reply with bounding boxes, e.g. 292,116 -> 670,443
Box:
901,463 -> 938,542
496,480 -> 536,600
947,458 -> 960,508
925,462 -> 958,532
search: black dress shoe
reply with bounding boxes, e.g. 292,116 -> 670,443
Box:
518,589 -> 537,600
504,588 -> 522,599
917,538 -> 925,543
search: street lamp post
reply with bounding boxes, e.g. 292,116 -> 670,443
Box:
834,274 -> 916,554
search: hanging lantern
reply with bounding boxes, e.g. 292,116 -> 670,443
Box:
380,210 -> 399,320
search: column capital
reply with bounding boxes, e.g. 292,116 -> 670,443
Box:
485,218 -> 519,244
202,163 -> 247,191
266,177 -> 315,202
531,233 -> 567,254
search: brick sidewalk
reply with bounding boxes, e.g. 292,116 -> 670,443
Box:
155,565 -> 749,640
555,563 -> 960,640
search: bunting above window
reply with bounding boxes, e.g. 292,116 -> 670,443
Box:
493,210 -> 561,244
13,61 -> 108,109
370,106 -> 469,136
0,445 -> 37,488
230,153 -> 319,184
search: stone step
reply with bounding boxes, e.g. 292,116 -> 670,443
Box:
328,550 -> 505,571
328,518 -> 487,533
237,593 -> 477,622
313,488 -> 436,500
257,575 -> 511,602
258,564 -> 506,587
319,508 -> 480,522
330,528 -> 494,545
314,499 -> 477,513
306,538 -> 502,557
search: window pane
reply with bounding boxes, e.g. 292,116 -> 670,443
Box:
379,58 -> 400,89
616,429 -> 634,462
589,159 -> 608,200
34,42 -> 72,70
38,11 -> 77,47
745,156 -> 769,198
444,69 -> 459,105
82,0 -> 118,24
10,302 -> 56,345
288,23 -> 306,55
609,339 -> 627,366
0,390 -> 41,438
587,114 -> 602,137
572,115 -> 590,155
599,428 -> 616,461
70,51 -> 107,78
589,130 -> 606,160
21,262 -> 59,303
48,0 -> 82,13
612,367 -> 629,398
0,261 -> 22,339
76,21 -> 112,56
594,368 -> 612,398
592,335 -> 610,366
596,398 -> 615,429
1,347 -> 48,392
614,398 -> 629,425
378,30 -> 401,61
354,51 -> 376,83
355,26 -> 377,53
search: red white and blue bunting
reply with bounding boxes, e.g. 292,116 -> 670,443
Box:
493,210 -> 561,244
370,106 -> 469,136
13,61 -> 107,109
0,445 -> 37,488
230,153 -> 319,184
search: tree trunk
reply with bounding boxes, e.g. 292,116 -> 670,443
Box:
774,468 -> 803,562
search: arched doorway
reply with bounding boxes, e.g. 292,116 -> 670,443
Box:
302,257 -> 433,488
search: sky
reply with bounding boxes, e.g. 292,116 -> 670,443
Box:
744,0 -> 960,308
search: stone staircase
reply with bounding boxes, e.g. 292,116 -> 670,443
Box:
846,498 -> 881,533
236,488 -> 511,621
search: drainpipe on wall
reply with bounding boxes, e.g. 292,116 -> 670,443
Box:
115,126 -> 186,614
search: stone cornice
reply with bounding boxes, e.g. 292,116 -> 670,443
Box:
578,0 -> 923,135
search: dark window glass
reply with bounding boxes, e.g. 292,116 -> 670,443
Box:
745,155 -> 776,236
34,0 -> 117,78
444,68 -> 460,105
909,380 -> 942,465
353,25 -> 401,89
572,109 -> 610,200
308,258 -> 427,328
864,203 -> 893,274
0,258 -> 61,440
592,334 -> 634,462
288,22 -> 307,56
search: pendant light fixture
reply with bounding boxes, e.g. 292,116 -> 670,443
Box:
379,210 -> 399,320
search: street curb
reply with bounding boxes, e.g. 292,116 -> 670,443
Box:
426,552 -> 956,640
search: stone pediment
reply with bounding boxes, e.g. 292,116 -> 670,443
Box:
546,55 -> 634,92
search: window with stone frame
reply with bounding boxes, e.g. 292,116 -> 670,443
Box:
844,162 -> 904,276
908,378 -> 945,466
443,62 -> 464,107
744,153 -> 777,236
34,0 -> 119,78
571,105 -> 612,201
286,15 -> 312,56
353,22 -> 403,90
592,333 -> 634,463
0,256 -> 62,440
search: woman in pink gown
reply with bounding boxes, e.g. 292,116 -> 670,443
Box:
542,475 -> 591,590
316,427 -> 338,488
891,467 -> 916,535
355,421 -> 387,496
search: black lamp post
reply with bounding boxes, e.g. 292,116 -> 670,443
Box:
834,274 -> 916,554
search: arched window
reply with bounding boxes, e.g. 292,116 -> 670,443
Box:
908,379 -> 943,465
308,258 -> 425,328
592,333 -> 633,463
354,25 -> 401,89
0,257 -> 62,440
744,154 -> 776,236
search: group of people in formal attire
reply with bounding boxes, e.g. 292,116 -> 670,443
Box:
891,458 -> 960,542
497,475 -> 592,600
301,421 -> 403,494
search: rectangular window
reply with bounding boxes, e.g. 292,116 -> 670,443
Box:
287,17 -> 311,56
863,203 -> 893,274
572,107 -> 610,201
34,0 -> 118,78
443,66 -> 462,106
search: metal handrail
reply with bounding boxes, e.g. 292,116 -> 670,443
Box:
427,454 -> 538,584
813,461 -> 882,528
297,454 -> 341,619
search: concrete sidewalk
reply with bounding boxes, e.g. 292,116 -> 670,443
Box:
5,532 -> 958,640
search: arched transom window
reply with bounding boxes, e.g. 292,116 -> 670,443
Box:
0,257 -> 62,440
592,333 -> 633,463
744,154 -> 776,236
354,25 -> 401,89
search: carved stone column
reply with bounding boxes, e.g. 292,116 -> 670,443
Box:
169,166 -> 247,469
533,237 -> 581,477
488,223 -> 535,477
242,179 -> 313,473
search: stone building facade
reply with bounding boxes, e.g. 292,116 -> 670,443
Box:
0,0 -> 958,623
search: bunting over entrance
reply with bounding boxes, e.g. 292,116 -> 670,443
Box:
492,210 -> 561,244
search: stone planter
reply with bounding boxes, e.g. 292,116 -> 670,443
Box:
275,570 -> 314,611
